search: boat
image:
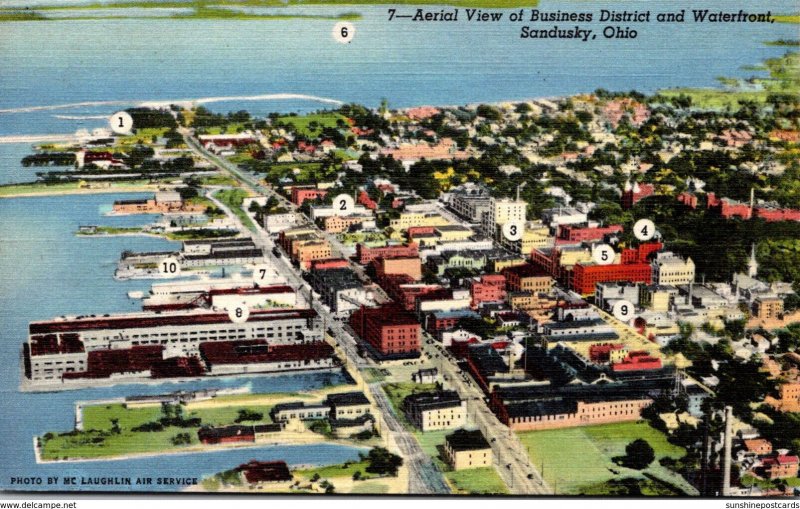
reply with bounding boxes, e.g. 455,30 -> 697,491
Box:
127,290 -> 145,299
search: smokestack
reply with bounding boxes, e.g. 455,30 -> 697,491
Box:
722,406 -> 733,496
749,188 -> 754,212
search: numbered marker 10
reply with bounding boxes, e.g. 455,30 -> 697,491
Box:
633,218 -> 656,241
158,257 -> 181,276
332,22 -> 355,44
252,264 -> 272,285
332,194 -> 355,216
612,300 -> 635,322
592,244 -> 615,265
502,221 -> 524,242
228,305 -> 250,324
109,111 -> 134,135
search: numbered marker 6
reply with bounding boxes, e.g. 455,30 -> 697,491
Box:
332,22 -> 355,44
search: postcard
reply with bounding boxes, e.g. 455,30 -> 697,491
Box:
0,0 -> 799,499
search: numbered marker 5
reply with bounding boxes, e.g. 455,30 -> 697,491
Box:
109,111 -> 134,135
633,219 -> 656,241
158,257 -> 181,276
612,300 -> 635,321
332,194 -> 355,216
592,244 -> 615,265
502,221 -> 524,242
332,22 -> 355,44
228,305 -> 250,324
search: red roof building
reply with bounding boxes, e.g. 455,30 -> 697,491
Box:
291,187 -> 328,207
706,192 -> 752,220
356,243 -> 418,265
470,274 -> 506,308
235,461 -> 292,484
349,304 -> 420,358
621,182 -> 655,209
357,190 -> 378,210
556,224 -> 623,244
571,262 -> 652,296
612,351 -> 662,372
762,455 -> 800,480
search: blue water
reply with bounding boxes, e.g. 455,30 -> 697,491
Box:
0,194 -> 361,491
0,0 -> 796,491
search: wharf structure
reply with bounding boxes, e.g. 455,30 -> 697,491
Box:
22,307 -> 331,387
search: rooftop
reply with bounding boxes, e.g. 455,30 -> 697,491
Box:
445,429 -> 490,452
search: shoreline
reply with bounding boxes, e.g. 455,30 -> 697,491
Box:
34,431 -> 371,465
0,185 -> 159,199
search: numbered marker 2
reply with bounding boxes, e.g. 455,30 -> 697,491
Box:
228,305 -> 250,324
633,219 -> 656,241
502,221 -> 524,242
332,194 -> 354,216
592,244 -> 615,266
332,22 -> 355,44
158,257 -> 181,276
109,111 -> 134,135
612,300 -> 636,322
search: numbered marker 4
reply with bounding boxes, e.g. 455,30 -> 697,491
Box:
502,221 -> 524,242
612,300 -> 635,322
228,305 -> 250,324
109,111 -> 134,135
332,193 -> 355,216
332,22 -> 356,44
158,257 -> 181,276
592,244 -> 615,265
633,219 -> 656,241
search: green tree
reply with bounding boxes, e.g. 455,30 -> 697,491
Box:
622,439 -> 655,470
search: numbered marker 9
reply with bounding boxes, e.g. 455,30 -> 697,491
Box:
332,194 -> 354,216
228,305 -> 250,324
158,257 -> 181,276
109,111 -> 134,135
252,264 -> 272,285
332,22 -> 355,44
502,221 -> 524,242
592,244 -> 615,266
612,300 -> 635,321
633,219 -> 656,241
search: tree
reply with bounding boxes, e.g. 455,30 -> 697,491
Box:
622,439 -> 655,470
365,447 -> 403,476
352,471 -> 362,481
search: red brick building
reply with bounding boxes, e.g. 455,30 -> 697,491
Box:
291,187 -> 328,206
621,182 -> 654,209
556,224 -> 623,244
310,258 -> 350,271
349,304 -> 421,358
762,455 -> 800,480
357,190 -> 378,210
356,243 -> 418,265
470,274 -> 506,308
706,192 -> 752,220
571,261 -> 652,296
611,351 -> 662,372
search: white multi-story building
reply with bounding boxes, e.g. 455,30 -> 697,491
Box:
652,252 -> 695,285
403,391 -> 467,431
482,197 -> 526,237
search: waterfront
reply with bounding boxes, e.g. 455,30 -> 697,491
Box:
0,193 -> 361,491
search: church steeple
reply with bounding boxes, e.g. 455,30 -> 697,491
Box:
747,243 -> 758,278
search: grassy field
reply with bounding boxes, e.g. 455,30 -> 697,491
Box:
213,188 -> 255,230
0,180 -> 154,197
40,428 -> 198,461
445,467 -> 509,495
517,421 -> 690,495
295,460 -> 371,480
275,112 -> 349,137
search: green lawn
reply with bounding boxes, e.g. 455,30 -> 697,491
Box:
212,188 -> 255,230
381,382 -> 438,426
517,421 -> 691,495
295,460 -> 372,480
445,467 -> 509,495
275,113 -> 349,137
82,402 -> 278,432
40,428 -> 197,461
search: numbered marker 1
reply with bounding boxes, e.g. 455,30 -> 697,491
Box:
633,218 -> 656,241
109,111 -> 134,135
612,300 -> 636,322
332,194 -> 354,216
252,264 -> 272,285
332,22 -> 355,44
502,221 -> 524,242
158,257 -> 181,276
228,305 -> 250,324
592,244 -> 615,266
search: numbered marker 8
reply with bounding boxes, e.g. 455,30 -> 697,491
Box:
612,300 -> 636,321
109,111 -> 134,135
332,22 -> 356,44
592,244 -> 615,266
158,257 -> 181,276
502,221 -> 524,242
332,194 -> 355,216
228,305 -> 250,324
633,219 -> 656,241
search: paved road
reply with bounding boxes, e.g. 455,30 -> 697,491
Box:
419,336 -> 553,495
370,383 -> 451,495
185,130 -> 449,494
